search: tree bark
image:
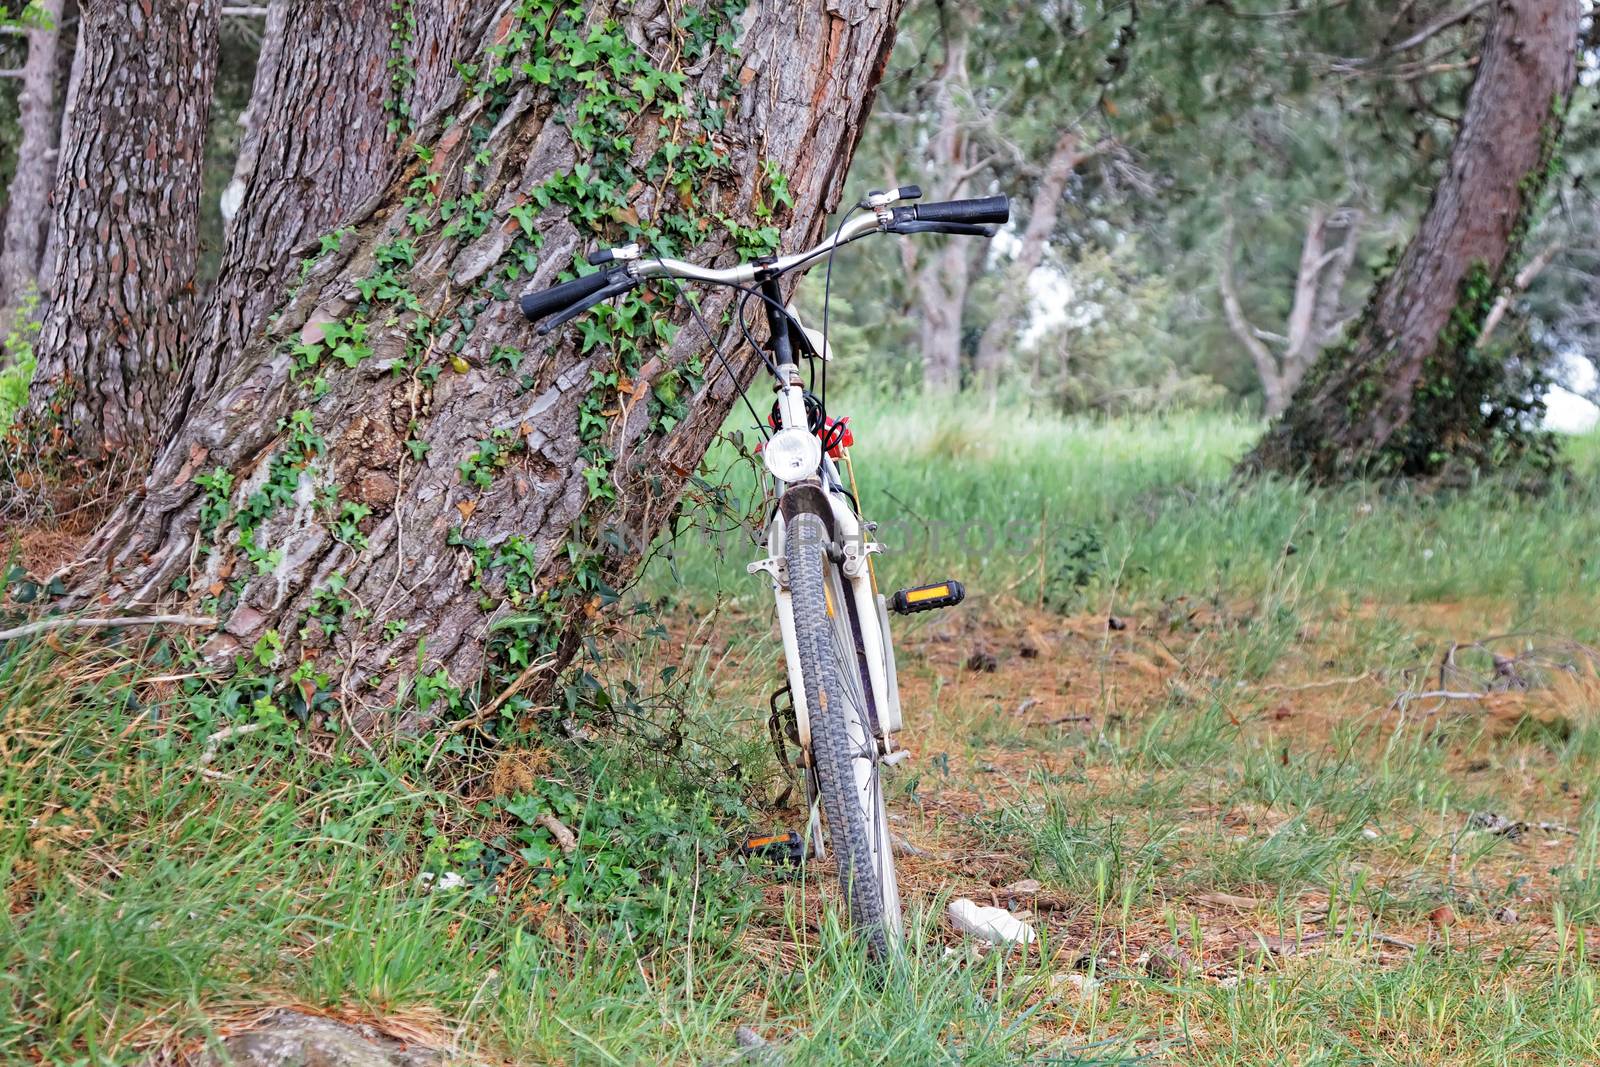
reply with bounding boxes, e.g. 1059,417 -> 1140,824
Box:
0,0 -> 65,322
910,5 -> 975,393
169,0 -> 473,431
1246,0 -> 1578,477
217,0 -> 286,229
972,129 -> 1090,386
25,0 -> 222,459
36,0 -> 84,300
61,0 -> 905,732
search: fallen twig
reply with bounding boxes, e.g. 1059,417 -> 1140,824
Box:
537,813 -> 578,855
0,613 -> 216,642
1390,688 -> 1485,714
1030,714 -> 1092,727
199,722 -> 265,765
1257,672 -> 1372,693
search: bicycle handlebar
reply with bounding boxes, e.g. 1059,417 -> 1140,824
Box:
518,270 -> 617,323
906,195 -> 1011,225
519,188 -> 1011,329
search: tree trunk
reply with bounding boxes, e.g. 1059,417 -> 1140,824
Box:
217,0 -> 286,229
917,236 -> 971,393
972,129 -> 1089,387
0,0 -> 65,322
61,0 -> 905,732
1246,0 -> 1578,479
168,0 -> 473,432
36,0 -> 84,301
25,0 -> 222,459
910,5 -> 974,393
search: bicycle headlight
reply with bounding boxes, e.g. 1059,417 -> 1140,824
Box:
763,428 -> 821,482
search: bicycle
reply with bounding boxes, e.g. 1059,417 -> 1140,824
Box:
519,185 -> 1011,955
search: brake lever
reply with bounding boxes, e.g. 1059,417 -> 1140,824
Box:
535,273 -> 638,335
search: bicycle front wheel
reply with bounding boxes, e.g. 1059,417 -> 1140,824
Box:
784,507 -> 902,956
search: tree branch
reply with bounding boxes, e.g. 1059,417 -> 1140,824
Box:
1388,0 -> 1489,54
1284,205 -> 1329,365
1479,240 -> 1562,345
0,613 -> 216,642
1219,215 -> 1285,414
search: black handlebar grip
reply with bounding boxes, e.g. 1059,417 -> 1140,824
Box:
914,195 -> 1011,225
519,271 -> 613,323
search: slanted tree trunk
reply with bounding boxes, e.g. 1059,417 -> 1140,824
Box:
1246,0 -> 1579,478
1220,205 -> 1362,418
971,128 -> 1093,387
169,0 -> 473,431
25,0 -> 222,459
62,0 -> 905,732
0,0 -> 66,322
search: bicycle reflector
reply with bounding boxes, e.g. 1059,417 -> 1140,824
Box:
890,580 -> 966,615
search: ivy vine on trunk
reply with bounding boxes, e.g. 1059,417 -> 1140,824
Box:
1243,0 -> 1580,483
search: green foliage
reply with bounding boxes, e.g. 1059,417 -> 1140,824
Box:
0,290 -> 41,432
501,767 -> 755,944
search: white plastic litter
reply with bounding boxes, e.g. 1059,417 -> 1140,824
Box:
948,898 -> 1037,945
417,870 -> 466,892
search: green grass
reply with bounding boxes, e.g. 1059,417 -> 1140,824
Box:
648,396 -> 1600,640
5,402 -> 1599,1063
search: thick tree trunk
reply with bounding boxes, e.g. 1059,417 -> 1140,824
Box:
972,129 -> 1089,386
0,0 -> 65,322
1247,0 -> 1578,479
169,0 -> 473,431
25,0 -> 222,459
63,0 -> 904,732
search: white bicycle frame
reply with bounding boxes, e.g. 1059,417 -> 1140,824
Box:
745,310 -> 904,761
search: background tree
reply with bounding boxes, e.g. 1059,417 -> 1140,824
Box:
24,0 -> 222,458
56,0 -> 906,732
1247,0 -> 1581,479
0,0 -> 63,323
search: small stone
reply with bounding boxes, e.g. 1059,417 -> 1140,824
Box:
1019,642 -> 1040,659
1001,878 -> 1042,896
1107,615 -> 1127,631
1146,943 -> 1191,980
1361,827 -> 1380,841
1491,905 -> 1520,924
1050,972 -> 1099,999
193,1010 -> 443,1067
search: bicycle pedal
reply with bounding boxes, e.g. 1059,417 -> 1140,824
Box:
890,580 -> 966,615
738,830 -> 805,866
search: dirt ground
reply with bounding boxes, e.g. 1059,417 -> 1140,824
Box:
657,593 -> 1600,994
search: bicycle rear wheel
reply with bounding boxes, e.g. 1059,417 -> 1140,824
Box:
784,507 -> 902,955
